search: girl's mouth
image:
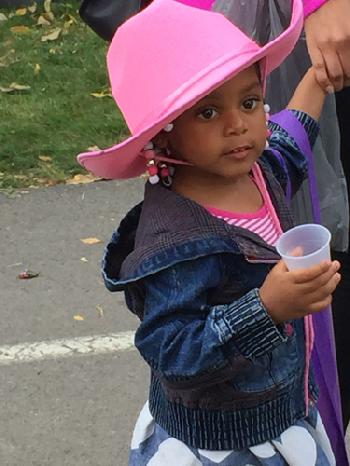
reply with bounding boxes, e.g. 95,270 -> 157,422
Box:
223,145 -> 253,159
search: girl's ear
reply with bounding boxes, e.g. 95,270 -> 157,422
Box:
152,131 -> 169,151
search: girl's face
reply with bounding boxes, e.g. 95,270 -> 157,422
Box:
163,65 -> 267,182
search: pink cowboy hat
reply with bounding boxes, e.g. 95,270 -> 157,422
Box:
77,0 -> 303,179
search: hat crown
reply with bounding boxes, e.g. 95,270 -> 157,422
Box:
107,0 -> 261,134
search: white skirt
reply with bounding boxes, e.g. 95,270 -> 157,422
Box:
129,402 -> 336,466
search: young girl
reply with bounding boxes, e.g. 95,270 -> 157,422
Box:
78,0 -> 348,464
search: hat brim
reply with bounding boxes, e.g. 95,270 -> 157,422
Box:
78,1 -> 303,180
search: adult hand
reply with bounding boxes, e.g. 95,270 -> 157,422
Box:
304,0 -> 350,92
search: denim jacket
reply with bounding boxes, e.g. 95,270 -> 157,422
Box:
103,110 -> 320,450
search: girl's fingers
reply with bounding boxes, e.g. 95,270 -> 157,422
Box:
292,260 -> 336,284
305,273 -> 341,301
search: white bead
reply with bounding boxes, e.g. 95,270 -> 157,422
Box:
264,104 -> 270,113
164,123 -> 174,133
149,174 -> 160,184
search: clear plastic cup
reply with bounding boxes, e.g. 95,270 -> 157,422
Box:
276,224 -> 331,271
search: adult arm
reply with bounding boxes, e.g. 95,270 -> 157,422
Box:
304,0 -> 350,91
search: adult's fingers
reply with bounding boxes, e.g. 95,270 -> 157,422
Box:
323,48 -> 344,91
308,46 -> 334,93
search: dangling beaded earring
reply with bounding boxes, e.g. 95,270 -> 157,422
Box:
143,142 -> 160,184
264,103 -> 271,149
147,159 -> 160,184
159,162 -> 174,187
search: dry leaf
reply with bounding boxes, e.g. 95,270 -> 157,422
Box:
0,13 -> 8,21
10,25 -> 30,34
38,155 -> 52,162
90,90 -> 112,98
34,63 -> 41,75
0,86 -> 15,93
0,82 -> 30,93
17,269 -> 40,279
37,15 -> 51,26
41,28 -> 61,42
43,11 -> 55,22
44,0 -> 52,13
96,305 -> 104,318
15,8 -> 27,16
73,314 -> 84,321
80,257 -> 88,263
66,174 -> 100,185
28,3 -> 37,14
80,237 -> 103,245
86,145 -> 100,151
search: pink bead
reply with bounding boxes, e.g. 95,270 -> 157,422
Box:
160,167 -> 169,177
148,165 -> 158,176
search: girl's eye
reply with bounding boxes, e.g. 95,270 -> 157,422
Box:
198,108 -> 218,120
243,98 -> 260,110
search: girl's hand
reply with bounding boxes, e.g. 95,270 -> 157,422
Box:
259,259 -> 341,324
304,0 -> 350,92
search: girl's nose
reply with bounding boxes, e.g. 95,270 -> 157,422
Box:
223,111 -> 248,136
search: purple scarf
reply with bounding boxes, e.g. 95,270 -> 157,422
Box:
270,111 -> 348,466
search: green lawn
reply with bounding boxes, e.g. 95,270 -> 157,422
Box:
0,1 -> 127,189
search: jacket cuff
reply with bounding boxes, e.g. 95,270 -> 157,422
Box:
303,0 -> 328,18
213,289 -> 287,358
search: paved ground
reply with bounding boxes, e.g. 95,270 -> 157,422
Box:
0,179 -> 349,465
0,179 -> 148,466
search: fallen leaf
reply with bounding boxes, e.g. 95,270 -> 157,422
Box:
41,28 -> 61,42
0,82 -> 31,93
44,0 -> 52,13
28,3 -> 37,14
66,174 -> 101,185
0,13 -> 7,21
90,90 -> 112,98
96,305 -> 104,318
86,145 -> 100,151
17,269 -> 40,279
11,82 -> 31,91
37,15 -> 51,26
80,237 -> 103,245
80,257 -> 88,263
38,155 -> 52,162
43,11 -> 54,22
0,86 -> 15,93
34,63 -> 41,75
15,8 -> 27,16
73,314 -> 84,321
10,25 -> 30,34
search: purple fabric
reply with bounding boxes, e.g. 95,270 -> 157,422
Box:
270,110 -> 348,466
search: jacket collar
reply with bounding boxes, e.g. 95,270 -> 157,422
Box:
107,159 -> 294,284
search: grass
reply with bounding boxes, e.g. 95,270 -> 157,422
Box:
0,1 -> 127,189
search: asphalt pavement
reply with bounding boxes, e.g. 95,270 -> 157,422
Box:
0,179 -> 349,465
0,179 -> 148,466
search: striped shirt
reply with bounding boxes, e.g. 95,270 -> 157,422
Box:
206,164 -> 282,246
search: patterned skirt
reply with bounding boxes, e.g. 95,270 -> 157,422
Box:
129,402 -> 336,466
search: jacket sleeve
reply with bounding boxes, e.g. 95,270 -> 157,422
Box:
303,0 -> 328,17
262,109 -> 319,196
134,254 -> 286,384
